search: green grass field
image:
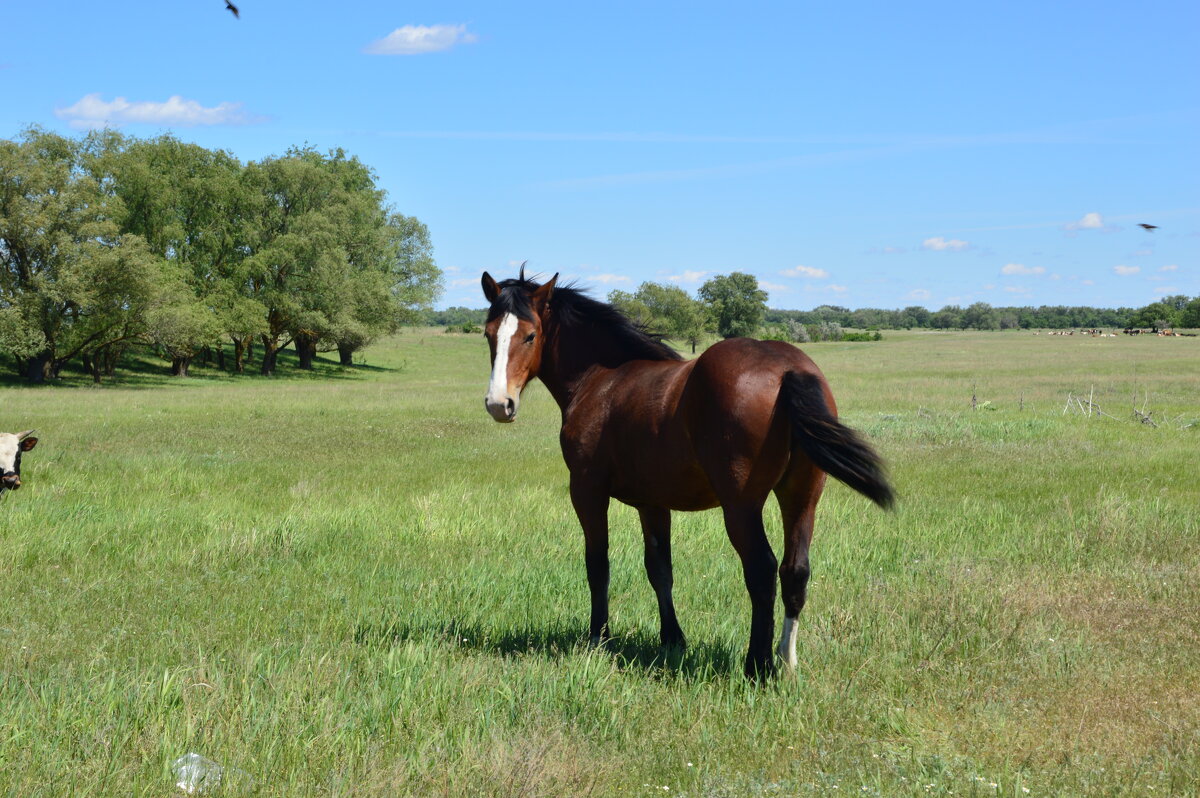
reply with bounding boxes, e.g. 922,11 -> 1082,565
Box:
2,330 -> 1197,796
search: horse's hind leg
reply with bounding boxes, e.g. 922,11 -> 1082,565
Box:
774,466 -> 825,669
637,506 -> 685,649
722,503 -> 778,680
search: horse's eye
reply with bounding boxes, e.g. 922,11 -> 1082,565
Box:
524,332 -> 536,344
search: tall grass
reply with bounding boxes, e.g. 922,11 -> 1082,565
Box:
1,330 -> 1196,796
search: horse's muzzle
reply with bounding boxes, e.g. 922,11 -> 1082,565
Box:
484,396 -> 518,423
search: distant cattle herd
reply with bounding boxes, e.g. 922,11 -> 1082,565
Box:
1034,329 -> 1196,337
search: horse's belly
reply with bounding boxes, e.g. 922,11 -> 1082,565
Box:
608,456 -> 719,511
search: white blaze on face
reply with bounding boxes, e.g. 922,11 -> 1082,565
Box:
486,313 -> 520,411
0,435 -> 18,474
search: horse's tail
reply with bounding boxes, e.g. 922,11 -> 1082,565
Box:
780,371 -> 895,509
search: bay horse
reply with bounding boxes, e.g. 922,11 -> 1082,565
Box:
481,270 -> 893,678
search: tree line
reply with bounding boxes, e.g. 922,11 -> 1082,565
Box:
431,272 -> 1200,344
1,128 -> 442,382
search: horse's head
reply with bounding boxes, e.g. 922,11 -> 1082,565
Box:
480,269 -> 558,422
0,430 -> 38,496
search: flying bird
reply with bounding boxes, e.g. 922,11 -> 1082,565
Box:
1138,223 -> 1158,232
225,1 -> 239,18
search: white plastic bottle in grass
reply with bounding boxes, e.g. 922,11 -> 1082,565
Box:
172,752 -> 224,794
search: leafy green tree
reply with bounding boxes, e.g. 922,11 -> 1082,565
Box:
1130,301 -> 1180,331
698,272 -> 768,339
609,281 -> 712,352
931,306 -> 963,330
242,148 -> 441,373
962,302 -> 999,330
1179,297 -> 1200,329
0,128 -> 167,381
105,133 -> 255,375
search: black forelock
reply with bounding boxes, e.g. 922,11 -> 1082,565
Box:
486,277 -> 539,322
486,275 -> 682,362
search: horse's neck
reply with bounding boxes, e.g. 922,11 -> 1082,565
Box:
538,323 -> 625,411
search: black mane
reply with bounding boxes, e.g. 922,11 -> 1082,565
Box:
488,277 -> 683,363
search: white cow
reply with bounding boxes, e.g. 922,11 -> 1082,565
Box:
0,430 -> 38,498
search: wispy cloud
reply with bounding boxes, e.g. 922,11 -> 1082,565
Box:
1064,212 -> 1112,231
828,284 -> 848,293
365,24 -> 478,55
781,265 -> 829,279
449,277 -> 479,288
922,236 -> 970,252
589,273 -> 631,285
1003,285 -> 1031,294
907,288 -> 932,301
541,143 -> 922,189
758,280 -> 789,293
1161,264 -> 1179,272
1000,263 -> 1045,275
1112,265 -> 1141,276
55,93 -> 264,129
668,270 -> 709,285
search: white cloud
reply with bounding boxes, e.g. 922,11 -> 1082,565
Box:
1003,286 -> 1031,294
449,277 -> 479,288
828,284 -> 848,293
443,265 -> 462,273
668,270 -> 709,285
1064,212 -> 1105,231
922,237 -> 970,252
906,288 -> 932,301
54,93 -> 263,129
1082,279 -> 1095,286
1161,264 -> 1179,272
1000,263 -> 1045,276
590,273 -> 630,285
758,280 -> 789,293
781,265 -> 829,279
365,24 -> 478,55
1112,265 -> 1141,276
1159,287 -> 1178,295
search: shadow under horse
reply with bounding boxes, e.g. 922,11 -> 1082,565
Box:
481,269 -> 893,679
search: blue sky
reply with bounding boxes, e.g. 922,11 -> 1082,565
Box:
4,0 -> 1197,310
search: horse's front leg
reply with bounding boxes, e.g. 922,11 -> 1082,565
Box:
570,478 -> 611,645
637,506 -> 686,649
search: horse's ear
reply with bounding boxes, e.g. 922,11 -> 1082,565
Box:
533,273 -> 558,312
481,272 -> 500,303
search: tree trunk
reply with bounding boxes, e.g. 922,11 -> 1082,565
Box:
295,334 -> 318,370
216,346 -> 226,372
83,354 -> 103,384
232,336 -> 246,374
171,356 -> 191,377
260,335 -> 279,376
337,342 -> 355,366
24,352 -> 51,383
